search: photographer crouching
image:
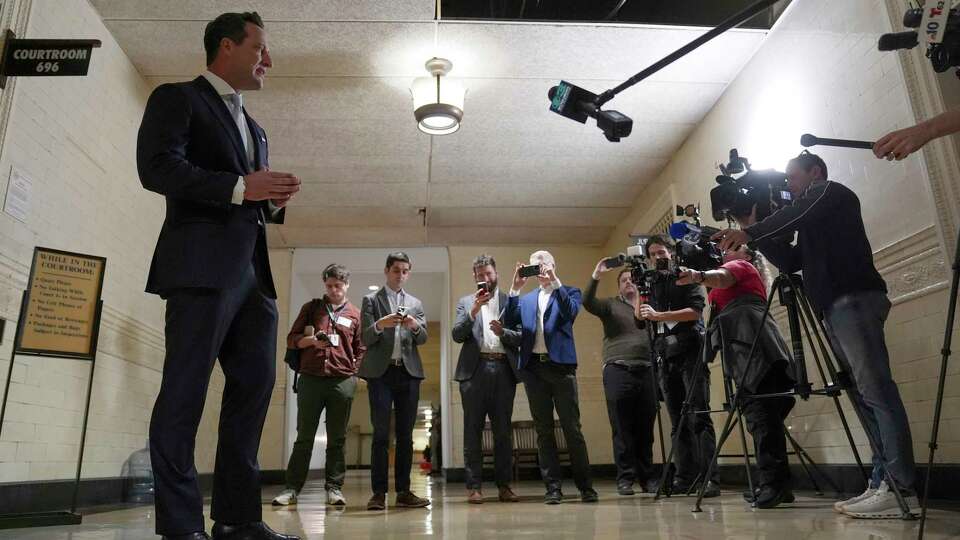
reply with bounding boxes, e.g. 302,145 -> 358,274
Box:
713,151 -> 918,519
677,246 -> 796,508
637,235 -> 720,498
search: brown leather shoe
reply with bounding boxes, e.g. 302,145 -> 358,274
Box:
498,485 -> 520,503
366,492 -> 386,511
467,489 -> 484,504
395,491 -> 431,508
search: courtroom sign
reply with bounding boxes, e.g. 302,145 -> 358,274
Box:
16,247 -> 106,359
0,30 -> 101,88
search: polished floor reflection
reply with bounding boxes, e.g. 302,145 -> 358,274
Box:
1,471 -> 958,539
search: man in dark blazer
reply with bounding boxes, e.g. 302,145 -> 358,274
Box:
136,12 -> 300,540
359,252 -> 431,511
504,251 -> 597,505
452,254 -> 522,504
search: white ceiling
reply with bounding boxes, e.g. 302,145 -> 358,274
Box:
91,1 -> 768,247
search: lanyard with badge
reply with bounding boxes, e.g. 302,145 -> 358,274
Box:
323,301 -> 350,348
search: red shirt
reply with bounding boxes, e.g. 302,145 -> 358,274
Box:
707,259 -> 767,312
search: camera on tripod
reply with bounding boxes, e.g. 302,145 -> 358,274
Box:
879,4 -> 960,75
709,149 -> 792,222
600,239 -> 674,296
669,204 -> 723,271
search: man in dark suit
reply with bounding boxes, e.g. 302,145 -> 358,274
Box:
359,252 -> 431,511
452,254 -> 522,504
504,251 -> 597,504
136,12 -> 300,540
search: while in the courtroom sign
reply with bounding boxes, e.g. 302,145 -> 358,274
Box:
17,247 -> 106,359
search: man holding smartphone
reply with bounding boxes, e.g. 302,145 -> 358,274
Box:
273,264 -> 364,508
504,251 -> 597,504
452,255 -> 522,504
360,252 -> 430,511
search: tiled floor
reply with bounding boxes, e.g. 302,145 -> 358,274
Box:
1,471 -> 957,539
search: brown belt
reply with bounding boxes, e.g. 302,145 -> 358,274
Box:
479,353 -> 508,361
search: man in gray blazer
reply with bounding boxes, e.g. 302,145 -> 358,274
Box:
452,254 -> 522,504
359,252 -> 430,511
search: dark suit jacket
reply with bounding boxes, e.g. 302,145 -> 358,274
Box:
359,287 -> 428,379
136,76 -> 284,298
504,285 -> 581,369
451,291 -> 522,383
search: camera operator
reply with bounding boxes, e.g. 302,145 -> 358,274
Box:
585,258 -> 657,497
712,152 -> 918,518
677,247 -> 796,509
637,235 -> 720,498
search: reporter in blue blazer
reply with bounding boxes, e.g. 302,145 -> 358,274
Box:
504,251 -> 597,505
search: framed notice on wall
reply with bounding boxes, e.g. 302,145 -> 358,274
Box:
15,246 -> 106,359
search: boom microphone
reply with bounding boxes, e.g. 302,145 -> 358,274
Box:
799,133 -> 874,150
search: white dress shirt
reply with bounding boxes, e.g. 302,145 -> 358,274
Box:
471,289 -> 506,354
510,279 -> 562,356
202,71 -> 255,206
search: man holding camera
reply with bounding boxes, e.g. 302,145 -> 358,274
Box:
585,258 -> 658,496
504,251 -> 597,504
452,255 -> 522,504
637,235 -> 720,498
274,264 -> 364,508
713,151 -> 918,518
360,252 -> 431,511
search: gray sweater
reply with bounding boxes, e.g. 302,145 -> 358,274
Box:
583,278 -> 651,368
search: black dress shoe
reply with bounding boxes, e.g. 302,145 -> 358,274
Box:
211,521 -> 299,540
743,485 -> 795,507
162,533 -> 210,540
544,489 -> 563,505
580,488 -> 599,503
670,480 -> 693,495
642,478 -> 660,494
702,480 -> 721,498
617,482 -> 635,496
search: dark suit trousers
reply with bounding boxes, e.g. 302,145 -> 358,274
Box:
459,358 -> 517,489
741,364 -> 796,488
368,364 -> 421,494
149,265 -> 277,536
661,352 -> 719,485
602,363 -> 657,486
523,360 -> 592,491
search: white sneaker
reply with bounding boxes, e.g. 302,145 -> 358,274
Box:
843,482 -> 919,519
327,487 -> 346,506
833,485 -> 877,513
272,489 -> 298,506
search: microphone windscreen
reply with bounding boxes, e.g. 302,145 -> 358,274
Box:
800,133 -> 817,147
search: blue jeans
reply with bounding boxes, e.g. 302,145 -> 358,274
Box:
823,290 -> 916,492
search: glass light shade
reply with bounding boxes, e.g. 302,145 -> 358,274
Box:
411,72 -> 465,135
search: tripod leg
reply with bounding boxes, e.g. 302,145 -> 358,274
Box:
693,406 -> 736,512
783,427 -> 828,496
795,306 -> 870,484
735,409 -> 756,506
918,229 -> 960,540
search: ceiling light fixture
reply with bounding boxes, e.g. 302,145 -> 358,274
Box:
410,57 -> 465,135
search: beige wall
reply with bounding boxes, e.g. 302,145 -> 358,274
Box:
0,0 -> 163,481
0,0 -> 291,484
604,0 -> 960,466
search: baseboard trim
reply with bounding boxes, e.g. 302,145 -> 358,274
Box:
442,463 -> 960,499
4,462 -> 956,515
